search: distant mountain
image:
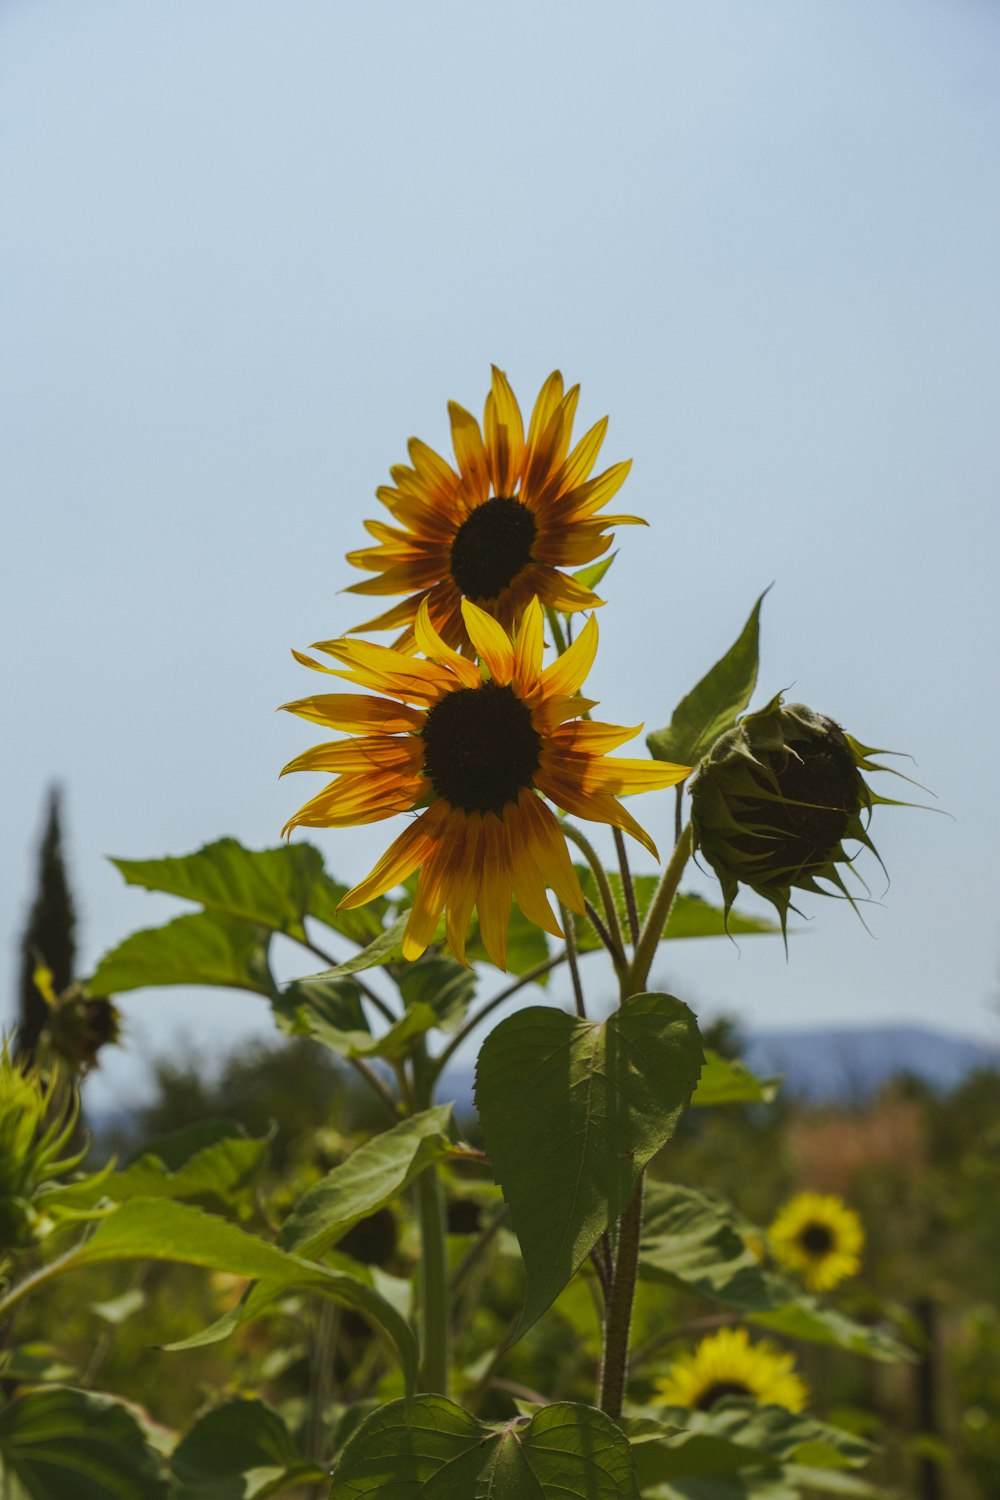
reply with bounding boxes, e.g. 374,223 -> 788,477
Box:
743,1024 -> 1000,1101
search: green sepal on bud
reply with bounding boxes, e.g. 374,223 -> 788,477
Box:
689,694 -> 902,936
0,1040 -> 84,1255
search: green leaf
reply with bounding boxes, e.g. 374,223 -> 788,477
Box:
572,550 -> 618,593
647,591 -> 768,769
44,1121 -> 271,1220
396,955 -> 478,1032
278,1105 -> 455,1260
329,1395 -> 639,1499
573,870 -> 778,955
639,1184 -> 910,1362
111,836 -> 384,949
88,910 -> 272,997
0,1386 -> 168,1499
304,913 -> 409,978
476,994 -> 704,1332
271,976 -> 372,1053
171,1398 -> 327,1500
690,1053 -> 780,1107
631,1402 -> 874,1485
0,1199 -> 418,1393
665,895 -> 780,941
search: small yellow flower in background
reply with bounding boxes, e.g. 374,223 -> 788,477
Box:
654,1326 -> 809,1413
281,596 -> 688,968
345,366 -> 643,655
768,1191 -> 864,1293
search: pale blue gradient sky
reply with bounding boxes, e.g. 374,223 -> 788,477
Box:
2,1 -> 999,1109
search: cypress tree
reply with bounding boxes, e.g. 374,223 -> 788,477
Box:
16,787 -> 77,1061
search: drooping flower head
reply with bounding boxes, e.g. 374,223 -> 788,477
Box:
345,367 -> 643,655
654,1326 -> 809,1413
689,695 -> 898,934
281,597 -> 689,968
768,1192 -> 864,1293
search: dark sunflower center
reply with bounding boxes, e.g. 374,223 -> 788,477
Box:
732,725 -> 858,882
421,680 -> 541,815
798,1221 -> 835,1257
449,495 -> 537,602
695,1380 -> 752,1412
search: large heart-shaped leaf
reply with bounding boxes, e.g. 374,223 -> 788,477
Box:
329,1396 -> 638,1499
476,994 -> 703,1332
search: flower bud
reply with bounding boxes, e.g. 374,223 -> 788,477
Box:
0,1041 -> 80,1254
689,695 -> 889,932
49,987 -> 121,1074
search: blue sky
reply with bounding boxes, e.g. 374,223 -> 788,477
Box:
2,1 -> 999,1109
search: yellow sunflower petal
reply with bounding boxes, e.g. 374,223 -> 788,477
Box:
414,597 -> 482,687
540,613 -> 599,699
460,600 -> 515,684
484,365 -> 525,496
524,370 -> 564,473
445,813 -> 483,966
506,801 -> 563,938
513,595 -> 545,691
280,694 -> 424,734
516,790 -> 586,914
448,402 -> 490,506
477,812 -> 513,969
339,801 -> 448,910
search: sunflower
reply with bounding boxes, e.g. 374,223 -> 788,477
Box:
654,1327 -> 809,1413
280,596 -> 688,968
768,1192 -> 864,1293
344,366 -> 643,655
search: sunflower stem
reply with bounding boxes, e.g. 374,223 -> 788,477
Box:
628,822 -> 693,994
613,826 -> 640,946
544,605 -> 569,657
560,900 -> 587,1019
413,1039 -> 449,1396
430,952 -> 566,1081
599,1174 -> 644,1420
561,822 -> 626,962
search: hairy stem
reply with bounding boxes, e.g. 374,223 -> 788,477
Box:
415,1162 -> 449,1396
628,822 -> 693,993
613,826 -> 640,946
599,1175 -> 645,1420
560,900 -> 587,1018
562,822 -> 626,962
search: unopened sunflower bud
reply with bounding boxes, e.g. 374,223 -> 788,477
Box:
689,695 -> 890,932
0,1041 -> 80,1253
49,987 -> 121,1074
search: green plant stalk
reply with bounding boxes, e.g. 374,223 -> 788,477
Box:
562,822 -> 626,962
415,1161 -> 449,1396
627,821 -> 692,994
412,1038 -> 449,1396
598,1175 -> 644,1420
599,820 -> 694,1417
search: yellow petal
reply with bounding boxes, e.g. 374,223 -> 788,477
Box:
541,613 -> 599,700
448,402 -> 490,506
460,600 -> 515,684
280,694 -> 424,734
445,813 -> 482,965
484,365 -> 525,496
415,597 -> 481,687
517,790 -> 585,914
476,812 -> 513,969
513,596 -> 544,693
340,800 -> 448,909
506,801 -> 563,938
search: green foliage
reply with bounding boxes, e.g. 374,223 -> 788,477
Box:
629,1400 -> 874,1485
690,1053 -> 779,1108
170,1398 -> 326,1499
277,1106 -> 454,1259
639,1183 -> 909,1361
329,1395 -> 639,1498
572,869 -> 778,955
646,592 -> 767,770
476,994 -> 704,1332
112,837 -> 384,947
0,1386 -> 167,1500
88,910 -> 273,997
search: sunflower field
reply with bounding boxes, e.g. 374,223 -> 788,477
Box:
5,368 -> 990,1500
